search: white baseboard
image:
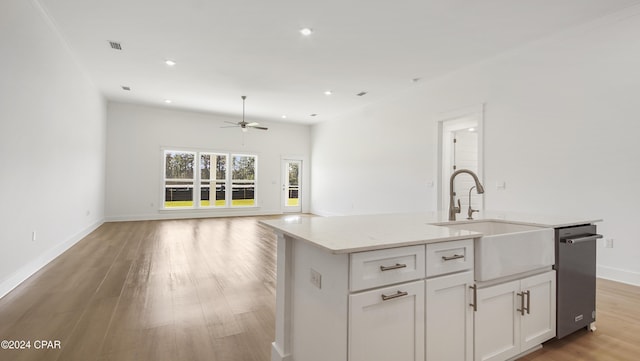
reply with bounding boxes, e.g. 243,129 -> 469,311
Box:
0,220 -> 103,299
597,265 -> 640,287
105,209 -> 284,222
271,342 -> 292,361
308,208 -> 345,217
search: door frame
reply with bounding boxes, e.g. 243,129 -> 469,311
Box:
282,157 -> 303,213
436,104 -> 485,211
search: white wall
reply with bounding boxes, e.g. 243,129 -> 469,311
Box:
0,0 -> 106,297
311,6 -> 640,284
105,102 -> 311,221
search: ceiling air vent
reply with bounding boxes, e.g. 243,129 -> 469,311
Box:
357,91 -> 367,96
109,41 -> 122,50
121,86 -> 131,91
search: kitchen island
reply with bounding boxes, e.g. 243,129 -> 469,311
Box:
261,212 -> 601,361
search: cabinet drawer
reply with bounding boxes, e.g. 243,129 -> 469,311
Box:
349,280 -> 425,361
350,245 -> 425,292
426,239 -> 473,277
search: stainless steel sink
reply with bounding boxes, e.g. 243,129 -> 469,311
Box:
435,220 -> 554,281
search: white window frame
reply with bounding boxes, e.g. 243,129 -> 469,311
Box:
199,152 -> 230,208
163,149 -> 197,208
162,148 -> 258,210
230,153 -> 258,208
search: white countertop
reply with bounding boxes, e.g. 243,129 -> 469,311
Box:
260,211 -> 602,254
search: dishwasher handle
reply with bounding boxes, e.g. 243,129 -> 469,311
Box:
562,234 -> 603,244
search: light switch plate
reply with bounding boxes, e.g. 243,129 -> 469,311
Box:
310,268 -> 322,289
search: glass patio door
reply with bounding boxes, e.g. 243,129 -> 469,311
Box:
282,159 -> 302,213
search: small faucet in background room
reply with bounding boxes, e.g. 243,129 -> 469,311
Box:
448,169 -> 485,221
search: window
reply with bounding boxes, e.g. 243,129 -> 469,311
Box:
200,153 -> 228,207
163,150 -> 257,209
164,151 -> 195,208
232,154 -> 257,207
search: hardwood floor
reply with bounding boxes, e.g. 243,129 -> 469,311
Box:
0,216 -> 639,361
523,278 -> 640,361
0,217 -> 279,361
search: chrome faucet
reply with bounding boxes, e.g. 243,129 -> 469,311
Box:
448,169 -> 485,221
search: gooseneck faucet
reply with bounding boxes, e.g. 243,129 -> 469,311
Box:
448,169 -> 485,221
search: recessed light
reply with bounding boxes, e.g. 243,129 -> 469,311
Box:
310,113 -> 318,117
357,91 -> 367,96
300,28 -> 313,36
468,127 -> 475,132
324,90 -> 332,95
164,99 -> 172,104
411,77 -> 421,83
121,86 -> 131,91
165,59 -> 176,66
281,115 -> 287,119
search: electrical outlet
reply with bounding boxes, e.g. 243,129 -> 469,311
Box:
605,238 -> 614,248
310,268 -> 322,289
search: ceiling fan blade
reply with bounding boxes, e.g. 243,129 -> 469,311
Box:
246,122 -> 259,127
248,125 -> 268,130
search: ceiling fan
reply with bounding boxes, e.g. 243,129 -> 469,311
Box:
222,95 -> 268,132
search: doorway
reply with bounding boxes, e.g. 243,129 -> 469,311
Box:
282,159 -> 302,213
437,105 -> 484,212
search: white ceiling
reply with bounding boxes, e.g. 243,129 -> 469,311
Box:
37,0 -> 640,124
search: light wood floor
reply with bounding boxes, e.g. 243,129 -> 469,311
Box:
0,216 -> 639,361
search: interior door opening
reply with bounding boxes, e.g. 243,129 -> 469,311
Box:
437,105 -> 484,213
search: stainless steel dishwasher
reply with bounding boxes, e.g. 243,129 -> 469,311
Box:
554,224 -> 602,339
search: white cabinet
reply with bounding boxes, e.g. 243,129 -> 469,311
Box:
426,270 -> 474,361
426,239 -> 473,277
520,272 -> 557,351
350,245 -> 425,292
474,271 -> 556,361
349,280 -> 425,361
474,280 -> 521,361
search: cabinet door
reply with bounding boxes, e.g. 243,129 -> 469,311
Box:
426,271 -> 474,361
349,280 -> 425,361
520,271 -> 556,351
474,280 -> 521,361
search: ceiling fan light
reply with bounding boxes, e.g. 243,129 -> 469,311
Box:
242,127 -> 248,133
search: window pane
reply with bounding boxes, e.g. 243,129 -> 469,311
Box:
215,155 -> 227,206
200,153 -> 227,207
164,151 -> 195,207
200,154 -> 211,206
287,162 -> 299,206
231,155 -> 256,207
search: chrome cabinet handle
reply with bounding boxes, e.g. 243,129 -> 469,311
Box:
380,263 -> 407,271
517,292 -> 526,316
469,285 -> 477,312
381,290 -> 409,301
517,290 -> 531,315
442,254 -> 464,261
